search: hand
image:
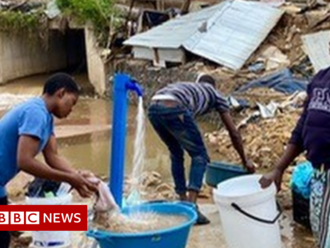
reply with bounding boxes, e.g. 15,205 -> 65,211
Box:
259,168 -> 283,192
68,172 -> 99,198
243,160 -> 256,173
78,169 -> 95,178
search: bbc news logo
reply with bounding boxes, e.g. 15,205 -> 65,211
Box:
0,205 -> 87,231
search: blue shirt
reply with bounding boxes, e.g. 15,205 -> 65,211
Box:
0,97 -> 54,197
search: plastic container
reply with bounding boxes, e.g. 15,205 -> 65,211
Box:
26,193 -> 72,248
213,174 -> 282,248
205,161 -> 249,187
86,202 -> 197,248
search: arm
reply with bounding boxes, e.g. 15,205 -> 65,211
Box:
17,135 -> 97,197
259,144 -> 302,191
219,111 -> 254,172
18,135 -> 74,182
260,91 -> 310,190
42,135 -> 76,173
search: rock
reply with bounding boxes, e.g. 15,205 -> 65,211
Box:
141,171 -> 162,187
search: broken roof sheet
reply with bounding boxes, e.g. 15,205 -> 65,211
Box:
124,0 -> 284,70
183,0 -> 284,70
124,3 -> 222,49
302,30 -> 330,73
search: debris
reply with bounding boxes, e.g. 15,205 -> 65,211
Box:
124,0 -> 284,70
206,109 -> 303,170
235,69 -> 308,94
259,46 -> 290,71
301,30 -> 330,73
260,0 -> 285,7
256,101 -> 279,118
248,61 -> 265,73
44,0 -> 61,19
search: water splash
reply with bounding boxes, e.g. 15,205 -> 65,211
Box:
126,97 -> 146,205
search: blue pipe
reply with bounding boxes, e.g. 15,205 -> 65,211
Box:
109,73 -> 143,208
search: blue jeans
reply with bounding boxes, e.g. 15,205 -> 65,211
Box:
148,101 -> 210,195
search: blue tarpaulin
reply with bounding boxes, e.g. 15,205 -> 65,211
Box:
235,69 -> 308,94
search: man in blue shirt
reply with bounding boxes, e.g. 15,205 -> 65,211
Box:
0,73 -> 98,248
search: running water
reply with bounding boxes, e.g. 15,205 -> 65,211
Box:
91,96 -> 189,235
126,97 -> 146,204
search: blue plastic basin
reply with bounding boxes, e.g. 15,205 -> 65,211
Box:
205,161 -> 249,187
86,202 -> 197,248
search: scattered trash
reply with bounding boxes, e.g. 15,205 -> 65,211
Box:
248,61 -> 265,73
236,69 -> 308,94
44,0 -> 61,19
26,178 -> 71,198
256,101 -> 278,118
301,30 -> 330,73
259,46 -> 290,71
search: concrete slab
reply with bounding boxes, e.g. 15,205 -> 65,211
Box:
55,125 -> 111,140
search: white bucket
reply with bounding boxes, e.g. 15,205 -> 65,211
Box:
26,193 -> 72,248
213,174 -> 282,248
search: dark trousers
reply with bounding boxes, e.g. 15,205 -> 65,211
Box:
148,102 -> 210,195
0,196 -> 10,248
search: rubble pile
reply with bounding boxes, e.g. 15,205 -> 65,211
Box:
124,171 -> 177,201
206,89 -> 308,171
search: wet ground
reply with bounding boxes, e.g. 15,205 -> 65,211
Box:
0,74 -> 220,181
0,74 -> 317,248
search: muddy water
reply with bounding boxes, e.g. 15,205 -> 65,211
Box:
0,74 -> 316,248
0,74 -> 218,182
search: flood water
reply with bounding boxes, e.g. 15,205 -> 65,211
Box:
0,74 -> 316,248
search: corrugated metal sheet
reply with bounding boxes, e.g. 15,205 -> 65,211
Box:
123,3 -> 222,48
183,0 -> 284,70
302,31 -> 330,73
124,0 -> 284,70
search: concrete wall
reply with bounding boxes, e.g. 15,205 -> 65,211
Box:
0,31 -> 67,84
84,27 -> 107,95
0,27 -> 108,96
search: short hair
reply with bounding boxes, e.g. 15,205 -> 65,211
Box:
197,74 -> 216,87
43,73 -> 80,95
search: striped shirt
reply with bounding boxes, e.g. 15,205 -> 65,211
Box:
154,82 -> 229,116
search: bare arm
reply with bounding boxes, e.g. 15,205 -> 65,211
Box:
17,135 -> 98,197
219,112 -> 247,165
18,135 -> 74,182
275,144 -> 302,173
259,143 -> 302,191
260,93 -> 309,190
42,135 -> 76,173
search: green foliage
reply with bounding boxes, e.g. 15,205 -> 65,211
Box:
56,0 -> 120,47
0,10 -> 42,33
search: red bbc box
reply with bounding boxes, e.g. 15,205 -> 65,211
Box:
0,205 -> 87,231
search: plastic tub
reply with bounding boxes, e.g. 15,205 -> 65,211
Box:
86,202 -> 197,248
205,161 -> 249,187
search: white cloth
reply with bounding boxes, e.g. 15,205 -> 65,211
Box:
151,94 -> 177,101
88,177 -> 119,212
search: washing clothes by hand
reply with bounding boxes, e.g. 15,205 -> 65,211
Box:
88,177 -> 119,212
